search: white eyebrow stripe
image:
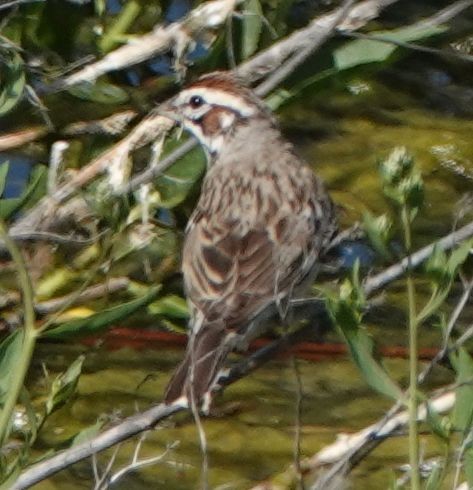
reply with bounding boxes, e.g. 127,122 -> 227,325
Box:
177,87 -> 256,117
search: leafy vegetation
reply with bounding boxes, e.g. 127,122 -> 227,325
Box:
327,148 -> 473,489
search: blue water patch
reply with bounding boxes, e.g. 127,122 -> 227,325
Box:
147,56 -> 174,77
157,208 -> 174,226
106,0 -> 122,15
165,0 -> 190,22
0,154 -> 33,200
336,241 -> 376,269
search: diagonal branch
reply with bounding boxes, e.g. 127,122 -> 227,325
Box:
307,390 -> 456,490
60,0 -> 242,88
5,0 -> 402,252
363,219 -> 473,295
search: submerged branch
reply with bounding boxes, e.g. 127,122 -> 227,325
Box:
307,391 -> 456,490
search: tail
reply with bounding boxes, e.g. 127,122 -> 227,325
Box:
163,322 -> 232,410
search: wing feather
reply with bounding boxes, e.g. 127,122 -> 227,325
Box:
182,161 -> 333,330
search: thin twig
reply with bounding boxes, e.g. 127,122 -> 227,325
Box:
342,31 -> 473,64
418,276 -> 473,384
0,126 -> 47,151
34,278 -> 130,315
292,357 -> 305,490
0,0 -> 44,11
9,231 -> 104,245
419,0 -> 473,26
121,138 -> 197,194
108,441 -> 178,486
188,330 -> 210,490
255,0 -> 355,96
363,220 -> 473,295
452,322 -> 473,351
24,85 -> 53,130
12,403 -> 182,490
453,428 -> 473,489
91,451 -> 101,486
93,442 -> 121,490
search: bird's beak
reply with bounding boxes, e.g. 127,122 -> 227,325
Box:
157,97 -> 185,139
157,98 -> 180,123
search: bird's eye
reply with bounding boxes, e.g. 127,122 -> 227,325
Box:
189,95 -> 204,108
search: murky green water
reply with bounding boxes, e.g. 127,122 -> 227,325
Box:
28,335 -> 454,490
24,345 -> 421,489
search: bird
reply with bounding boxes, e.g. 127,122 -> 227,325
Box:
161,71 -> 337,412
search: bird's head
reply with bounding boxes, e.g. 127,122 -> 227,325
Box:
160,72 -> 269,157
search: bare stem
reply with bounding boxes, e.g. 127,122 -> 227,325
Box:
401,207 -> 420,490
99,0 -> 142,53
0,220 -> 37,446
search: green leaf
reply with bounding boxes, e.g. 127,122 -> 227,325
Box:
417,287 -> 450,324
465,448 -> 473,489
326,262 -> 365,331
326,264 -> 402,400
447,239 -> 473,276
160,318 -> 187,334
0,331 -> 23,407
148,294 -> 189,319
0,464 -> 21,490
241,0 -> 263,60
0,165 -> 47,220
43,286 -> 161,339
95,0 -> 106,16
334,24 -> 446,71
266,69 -> 335,110
425,460 -> 444,490
425,402 -> 450,441
399,171 -> 424,211
265,22 -> 447,111
67,81 -> 129,105
362,212 -> 393,261
453,348 -> 473,432
35,268 -> 77,301
155,137 -> 206,208
0,51 -> 26,116
71,417 -> 105,446
419,241 -> 473,322
424,246 -> 449,286
340,326 -> 403,400
0,161 -> 10,196
46,356 -> 85,415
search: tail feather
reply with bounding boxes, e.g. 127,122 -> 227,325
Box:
163,323 -> 231,408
